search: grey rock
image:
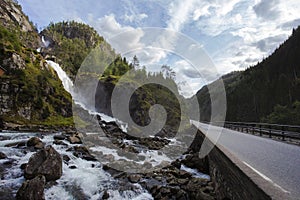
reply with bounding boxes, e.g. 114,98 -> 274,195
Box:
70,146 -> 97,161
102,190 -> 110,199
67,134 -> 82,144
16,175 -> 46,200
24,146 -> 62,181
0,151 -> 7,159
128,174 -> 141,183
4,140 -> 26,148
53,134 -> 65,140
27,137 -> 44,149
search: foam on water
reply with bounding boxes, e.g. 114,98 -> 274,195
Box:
0,132 -> 153,200
90,145 -> 172,167
0,132 -> 37,194
74,101 -> 128,132
181,164 -> 210,180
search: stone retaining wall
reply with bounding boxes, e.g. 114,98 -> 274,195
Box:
193,125 -> 287,200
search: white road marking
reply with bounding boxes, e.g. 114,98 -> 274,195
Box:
243,161 -> 290,194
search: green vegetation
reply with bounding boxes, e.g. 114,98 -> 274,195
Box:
95,55 -> 189,133
103,56 -> 132,77
195,26 -> 300,125
0,19 -> 73,127
40,21 -> 110,79
0,24 -> 22,53
39,20 -> 188,132
262,101 -> 300,125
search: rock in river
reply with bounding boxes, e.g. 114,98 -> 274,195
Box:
16,175 -> 46,200
0,151 -> 7,159
27,137 -> 44,149
24,145 -> 62,181
67,133 -> 82,144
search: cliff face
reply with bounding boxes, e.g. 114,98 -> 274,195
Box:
0,0 -> 40,49
0,0 -> 72,128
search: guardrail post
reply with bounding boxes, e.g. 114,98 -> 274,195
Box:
259,125 -> 262,136
269,125 -> 272,138
282,126 -> 285,141
252,124 -> 254,134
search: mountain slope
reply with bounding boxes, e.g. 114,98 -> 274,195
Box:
40,21 -> 113,80
195,26 -> 300,124
40,21 -> 189,135
0,0 -> 72,129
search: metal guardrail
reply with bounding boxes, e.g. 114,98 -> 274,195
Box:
199,121 -> 300,141
222,121 -> 300,141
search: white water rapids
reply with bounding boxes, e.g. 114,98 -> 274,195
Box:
0,61 -> 210,199
0,132 -> 153,200
0,61 -> 153,200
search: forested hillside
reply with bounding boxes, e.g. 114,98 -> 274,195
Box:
195,27 -> 300,125
40,21 -> 112,80
41,21 -> 187,134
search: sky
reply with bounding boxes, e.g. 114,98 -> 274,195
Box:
18,0 -> 300,97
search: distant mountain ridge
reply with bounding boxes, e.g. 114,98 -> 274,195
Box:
194,26 -> 300,124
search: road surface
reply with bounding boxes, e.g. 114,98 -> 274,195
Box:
192,121 -> 300,200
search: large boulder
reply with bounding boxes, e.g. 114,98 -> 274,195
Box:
24,146 -> 62,181
16,175 -> 46,200
27,137 -> 44,149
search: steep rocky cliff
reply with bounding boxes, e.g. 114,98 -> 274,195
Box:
0,0 -> 73,129
0,0 -> 40,49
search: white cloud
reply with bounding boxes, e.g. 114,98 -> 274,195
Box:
123,13 -> 148,23
190,0 -> 300,76
172,58 -> 219,97
17,0 -> 300,95
124,47 -> 167,66
88,14 -> 144,53
88,15 -> 171,66
193,6 -> 211,21
167,0 -> 199,31
217,0 -> 241,16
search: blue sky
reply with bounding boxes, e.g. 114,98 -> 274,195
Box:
18,0 -> 300,97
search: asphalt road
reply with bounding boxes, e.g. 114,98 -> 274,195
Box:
192,121 -> 300,200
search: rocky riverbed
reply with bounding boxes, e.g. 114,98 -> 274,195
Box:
0,117 -> 216,200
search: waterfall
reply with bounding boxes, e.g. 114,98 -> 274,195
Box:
46,60 -> 128,131
42,36 -> 50,47
46,60 -> 74,95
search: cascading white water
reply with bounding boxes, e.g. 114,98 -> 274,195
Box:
0,132 -> 153,200
47,60 -> 74,95
43,60 -> 154,199
41,36 -> 50,47
47,60 -> 128,131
